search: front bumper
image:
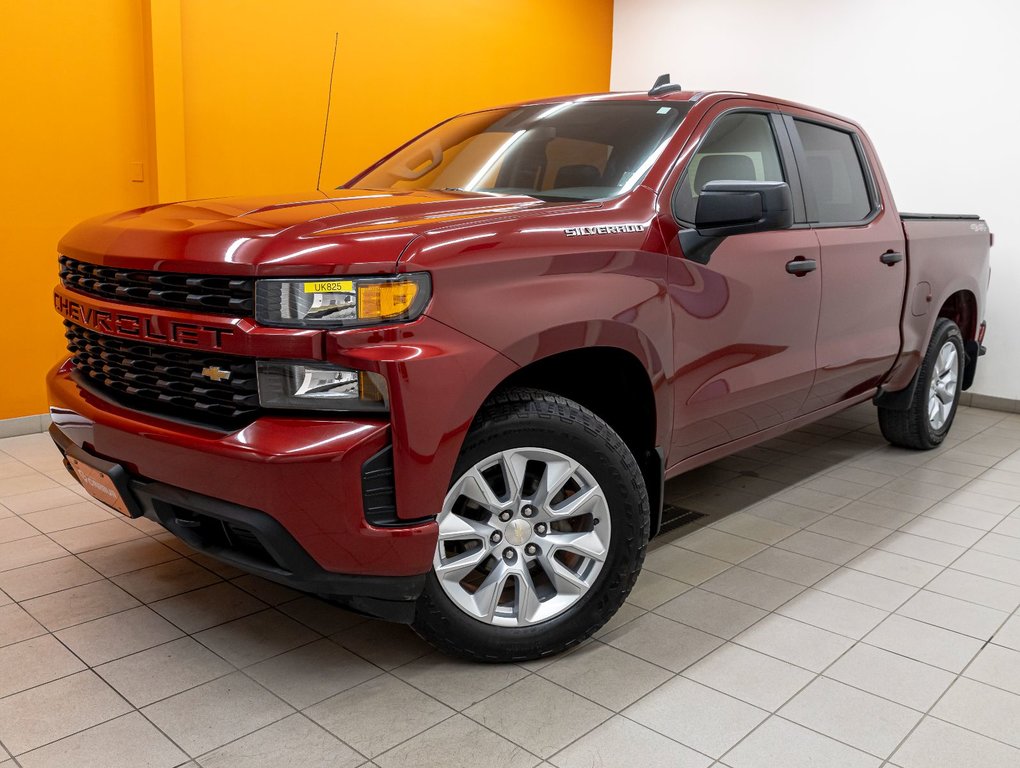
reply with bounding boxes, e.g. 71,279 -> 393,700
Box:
47,360 -> 438,619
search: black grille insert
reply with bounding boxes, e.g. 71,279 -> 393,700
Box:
65,321 -> 260,424
59,255 -> 254,316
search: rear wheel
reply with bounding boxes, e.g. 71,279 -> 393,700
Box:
412,388 -> 649,662
878,317 -> 963,449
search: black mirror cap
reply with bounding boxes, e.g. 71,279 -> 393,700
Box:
693,180 -> 793,237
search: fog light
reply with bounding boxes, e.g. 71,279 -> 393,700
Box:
257,362 -> 388,412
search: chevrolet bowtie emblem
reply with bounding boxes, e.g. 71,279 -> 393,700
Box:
201,366 -> 231,382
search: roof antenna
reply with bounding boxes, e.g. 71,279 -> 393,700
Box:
316,32 -> 340,192
649,73 -> 683,96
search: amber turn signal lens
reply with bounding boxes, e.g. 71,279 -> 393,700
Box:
357,281 -> 420,320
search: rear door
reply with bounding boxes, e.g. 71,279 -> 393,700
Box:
657,103 -> 822,463
783,112 -> 907,411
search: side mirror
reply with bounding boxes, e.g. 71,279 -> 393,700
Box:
694,180 -> 793,237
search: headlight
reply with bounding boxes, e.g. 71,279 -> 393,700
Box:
257,362 -> 388,412
255,273 -> 431,328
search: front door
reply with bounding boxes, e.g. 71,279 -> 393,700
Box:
659,106 -> 822,465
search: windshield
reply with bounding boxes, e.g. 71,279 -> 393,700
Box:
345,101 -> 692,202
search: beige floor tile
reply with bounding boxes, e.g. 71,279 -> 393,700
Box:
746,499 -> 827,529
722,716 -> 880,768
699,567 -> 804,611
142,671 -> 293,756
150,582 -> 267,633
17,712 -> 186,768
331,618 -> 433,671
0,516 -> 37,544
737,547 -> 836,587
306,675 -> 454,758
891,716 -> 1020,768
20,502 -> 114,533
824,644 -> 955,711
964,643 -> 1020,695
193,608 -> 319,667
932,677 -> 1020,748
710,513 -> 797,544
0,603 -> 45,647
865,615 -> 982,673
0,459 -> 36,481
773,530 -> 867,565
896,589 -> 1009,640
846,549 -> 943,587
945,489 -> 1017,514
808,516 -> 893,546
549,715 -> 710,768
860,489 -> 936,515
994,615 -> 1020,651
831,500 -> 916,530
198,713 -> 363,768
923,502 -> 1005,531
393,651 -> 529,710
643,546 -> 731,585
112,557 -> 221,602
780,677 -> 921,758
246,638 -> 380,708
0,670 -> 131,755
56,605 -> 183,666
95,636 -> 234,707
993,516 -> 1020,539
0,473 -> 60,497
594,601 -> 645,638
883,478 -> 955,502
229,574 -> 301,606
374,714 -> 537,768
0,634 -> 85,697
1,487 -> 84,515
775,486 -> 850,514
898,516 -> 985,546
683,642 -> 813,711
952,549 -> 1020,586
623,677 -> 767,759
0,555 -> 102,601
278,595 -> 366,635
925,568 -> 1020,612
0,535 -> 68,572
22,579 -> 140,631
734,614 -> 853,673
47,518 -> 144,553
973,531 -> 1020,561
776,588 -> 887,639
78,538 -> 180,577
874,532 -> 966,566
655,588 -> 767,639
537,641 -> 671,711
814,567 -> 917,611
465,676 -> 611,759
673,528 -> 767,564
624,569 -> 691,610
602,613 -> 723,672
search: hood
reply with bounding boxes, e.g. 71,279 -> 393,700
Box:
58,188 -> 546,276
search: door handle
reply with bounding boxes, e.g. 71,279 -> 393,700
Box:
785,257 -> 817,276
880,251 -> 904,265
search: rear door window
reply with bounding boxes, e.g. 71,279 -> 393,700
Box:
793,120 -> 873,223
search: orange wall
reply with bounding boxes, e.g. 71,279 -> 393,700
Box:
0,0 -> 613,420
0,1 -> 154,420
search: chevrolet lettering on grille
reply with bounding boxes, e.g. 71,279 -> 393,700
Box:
54,292 -> 235,349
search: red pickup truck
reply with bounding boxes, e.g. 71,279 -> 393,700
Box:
48,82 -> 991,661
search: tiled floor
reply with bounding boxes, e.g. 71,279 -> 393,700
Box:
1,403 -> 1019,767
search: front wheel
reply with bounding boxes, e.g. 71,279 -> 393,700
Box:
412,388 -> 649,662
878,317 -> 964,450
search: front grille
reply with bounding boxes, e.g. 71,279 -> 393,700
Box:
65,321 -> 260,423
59,255 -> 254,316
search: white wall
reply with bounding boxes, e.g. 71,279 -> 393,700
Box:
612,0 -> 1020,400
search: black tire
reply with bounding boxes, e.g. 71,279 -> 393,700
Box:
412,388 -> 649,662
878,317 -> 964,450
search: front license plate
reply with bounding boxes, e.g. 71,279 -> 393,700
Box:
67,454 -> 133,516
